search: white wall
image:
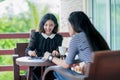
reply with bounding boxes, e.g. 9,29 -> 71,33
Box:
60,0 -> 85,32
60,0 -> 89,47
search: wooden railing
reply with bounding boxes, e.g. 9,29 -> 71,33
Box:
0,30 -> 69,72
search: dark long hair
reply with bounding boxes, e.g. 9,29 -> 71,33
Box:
39,13 -> 58,33
68,11 -> 110,51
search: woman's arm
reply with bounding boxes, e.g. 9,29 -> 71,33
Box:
25,32 -> 37,56
43,52 -> 70,68
52,57 -> 70,68
52,34 -> 63,56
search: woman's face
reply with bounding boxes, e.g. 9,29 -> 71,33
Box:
44,20 -> 55,36
68,22 -> 76,36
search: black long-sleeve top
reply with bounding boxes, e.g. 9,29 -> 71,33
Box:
25,32 -> 63,57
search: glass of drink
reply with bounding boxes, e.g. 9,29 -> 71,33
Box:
58,46 -> 67,59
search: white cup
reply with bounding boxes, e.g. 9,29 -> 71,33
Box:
58,46 -> 67,55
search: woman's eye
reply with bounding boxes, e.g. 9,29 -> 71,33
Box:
49,24 -> 53,26
45,24 -> 47,26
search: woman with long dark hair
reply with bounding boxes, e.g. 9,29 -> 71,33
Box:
43,11 -> 110,80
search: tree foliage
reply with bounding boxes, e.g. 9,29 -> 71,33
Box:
0,0 -> 50,79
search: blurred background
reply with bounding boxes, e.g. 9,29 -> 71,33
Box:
0,0 -> 60,79
0,0 -> 120,80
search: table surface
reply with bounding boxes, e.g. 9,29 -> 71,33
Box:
16,56 -> 54,66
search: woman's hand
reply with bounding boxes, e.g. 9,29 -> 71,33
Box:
52,50 -> 60,57
71,62 -> 85,74
43,51 -> 51,60
71,63 -> 82,73
28,51 -> 37,57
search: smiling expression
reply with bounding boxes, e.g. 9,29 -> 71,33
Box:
44,20 -> 55,36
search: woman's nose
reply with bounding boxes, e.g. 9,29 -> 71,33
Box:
46,26 -> 50,30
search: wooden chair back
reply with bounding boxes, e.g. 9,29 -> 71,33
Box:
42,50 -> 120,80
13,43 -> 28,80
85,50 -> 120,80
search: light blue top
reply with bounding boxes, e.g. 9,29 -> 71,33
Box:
65,32 -> 92,64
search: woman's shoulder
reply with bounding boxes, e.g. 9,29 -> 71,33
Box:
73,32 -> 85,38
55,33 -> 63,38
31,31 -> 39,35
72,32 -> 87,41
31,32 -> 42,37
34,32 -> 40,35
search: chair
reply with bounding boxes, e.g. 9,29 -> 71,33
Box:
13,43 -> 28,80
42,50 -> 120,80
13,43 -> 53,80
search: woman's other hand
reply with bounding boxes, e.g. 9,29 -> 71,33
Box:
43,51 -> 51,60
28,51 -> 37,57
71,62 -> 85,74
52,50 -> 59,57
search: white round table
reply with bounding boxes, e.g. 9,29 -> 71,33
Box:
16,56 -> 54,66
16,56 -> 55,80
